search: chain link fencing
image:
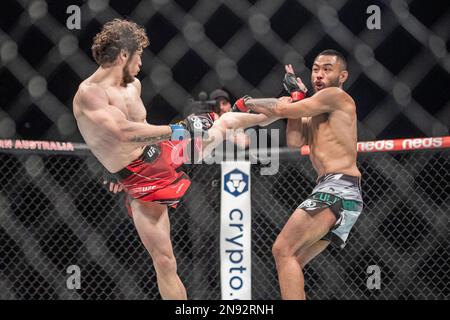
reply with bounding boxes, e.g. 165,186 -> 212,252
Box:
0,146 -> 448,300
0,0 -> 449,142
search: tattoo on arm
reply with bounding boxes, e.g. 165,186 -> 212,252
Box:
129,133 -> 172,144
246,98 -> 279,111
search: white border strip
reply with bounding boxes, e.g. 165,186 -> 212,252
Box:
220,161 -> 252,300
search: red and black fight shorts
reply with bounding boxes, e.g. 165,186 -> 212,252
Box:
116,139 -> 201,217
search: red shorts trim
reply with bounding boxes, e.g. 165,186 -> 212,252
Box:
118,141 -> 196,217
124,174 -> 191,217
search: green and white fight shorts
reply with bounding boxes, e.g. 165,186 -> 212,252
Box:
298,173 -> 363,249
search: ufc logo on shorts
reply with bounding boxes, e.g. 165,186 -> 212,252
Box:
147,146 -> 157,158
302,199 -> 317,208
141,186 -> 157,192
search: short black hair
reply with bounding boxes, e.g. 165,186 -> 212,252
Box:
315,49 -> 347,70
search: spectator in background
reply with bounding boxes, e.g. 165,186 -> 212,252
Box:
210,89 -> 232,116
210,88 -> 250,149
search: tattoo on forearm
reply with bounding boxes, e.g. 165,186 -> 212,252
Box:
129,133 -> 171,144
246,98 -> 279,111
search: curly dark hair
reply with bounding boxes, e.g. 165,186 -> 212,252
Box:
91,18 -> 149,66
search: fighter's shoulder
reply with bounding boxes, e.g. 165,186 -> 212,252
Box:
129,78 -> 141,93
317,87 -> 355,111
74,82 -> 108,110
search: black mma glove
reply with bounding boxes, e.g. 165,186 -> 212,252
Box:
169,112 -> 216,140
283,72 -> 307,102
101,168 -> 123,193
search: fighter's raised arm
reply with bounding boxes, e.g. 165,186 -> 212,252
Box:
74,84 -> 173,147
242,87 -> 354,119
282,64 -> 310,148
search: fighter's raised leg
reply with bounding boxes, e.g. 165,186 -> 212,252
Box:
199,112 -> 278,157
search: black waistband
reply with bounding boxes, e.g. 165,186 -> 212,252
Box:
115,167 -> 134,180
113,148 -> 147,181
317,173 -> 361,186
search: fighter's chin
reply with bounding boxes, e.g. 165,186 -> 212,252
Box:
314,85 -> 325,92
314,83 -> 339,92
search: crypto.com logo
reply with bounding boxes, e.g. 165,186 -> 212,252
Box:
224,169 -> 249,197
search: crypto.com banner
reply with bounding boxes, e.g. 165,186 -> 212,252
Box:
220,162 -> 251,300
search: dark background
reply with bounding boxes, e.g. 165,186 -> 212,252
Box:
0,0 -> 448,301
0,0 -> 449,145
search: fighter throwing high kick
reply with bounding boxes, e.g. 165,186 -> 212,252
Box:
72,18 -> 277,300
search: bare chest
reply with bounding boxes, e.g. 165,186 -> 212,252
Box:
309,114 -> 330,141
105,86 -> 147,122
308,111 -> 356,151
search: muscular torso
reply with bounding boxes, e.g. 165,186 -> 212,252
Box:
73,78 -> 147,173
305,98 -> 361,179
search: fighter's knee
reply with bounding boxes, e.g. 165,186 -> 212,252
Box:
272,239 -> 291,260
153,253 -> 177,274
271,241 -> 282,259
272,235 -> 311,262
